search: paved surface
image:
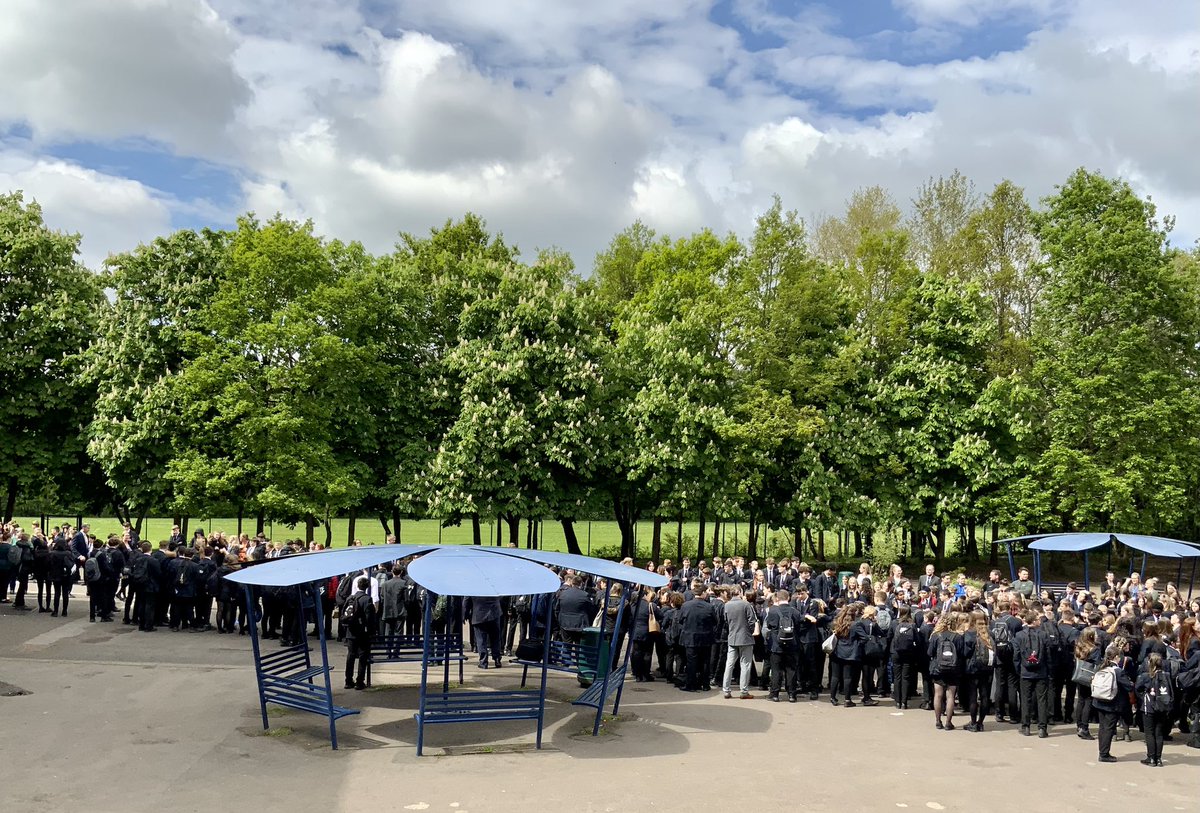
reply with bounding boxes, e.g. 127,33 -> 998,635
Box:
1,601 -> 1196,813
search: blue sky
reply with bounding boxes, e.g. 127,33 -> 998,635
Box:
1,0 -> 1196,267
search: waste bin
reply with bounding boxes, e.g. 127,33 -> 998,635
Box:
837,570 -> 854,591
577,626 -> 611,687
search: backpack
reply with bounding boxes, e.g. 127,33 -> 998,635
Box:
1150,670 -> 1174,713
84,557 -> 102,584
1091,665 -> 1119,701
935,634 -> 959,673
893,623 -> 918,654
973,636 -> 995,669
990,619 -> 1012,653
99,549 -> 113,575
433,594 -> 450,622
341,593 -> 367,634
512,594 -> 531,615
1041,621 -> 1062,657
20,543 -> 34,564
129,555 -> 150,586
8,544 -> 23,566
875,606 -> 893,631
177,562 -> 189,586
776,609 -> 795,642
404,578 -> 421,605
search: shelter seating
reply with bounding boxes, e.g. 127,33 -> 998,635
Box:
365,632 -> 465,687
570,663 -> 627,711
414,689 -> 545,755
513,639 -> 600,687
255,639 -> 359,748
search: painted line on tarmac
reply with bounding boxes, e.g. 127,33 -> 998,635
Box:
0,655 -> 248,671
19,617 -> 90,648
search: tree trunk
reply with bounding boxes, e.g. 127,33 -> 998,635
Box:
472,513 -> 482,545
173,513 -> 182,529
697,509 -> 707,562
746,515 -> 758,562
392,508 -> 402,543
532,518 -> 540,550
560,518 -> 583,556
379,515 -> 392,536
794,521 -> 804,559
932,521 -> 947,570
965,518 -> 978,561
818,529 -> 826,561
181,515 -> 189,539
651,516 -> 662,564
256,510 -> 265,536
347,510 -> 356,547
305,515 -> 315,545
526,517 -> 534,549
676,517 -> 683,563
865,529 -> 873,556
712,519 -> 721,558
989,522 -> 1000,567
135,513 -> 146,537
853,529 -> 863,559
236,505 -> 243,537
323,516 -> 333,547
612,494 -> 637,560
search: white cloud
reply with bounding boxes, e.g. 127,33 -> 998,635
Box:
0,151 -> 172,268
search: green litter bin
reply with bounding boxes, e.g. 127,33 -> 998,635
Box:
837,570 -> 854,591
577,626 -> 612,687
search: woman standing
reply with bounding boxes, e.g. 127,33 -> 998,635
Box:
829,604 -> 861,707
1093,641 -> 1136,762
927,611 -> 965,730
49,537 -> 75,617
629,587 -> 658,682
963,612 -> 994,732
1073,627 -> 1101,740
1135,653 -> 1173,766
32,531 -> 52,613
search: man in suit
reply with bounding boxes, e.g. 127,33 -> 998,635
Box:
466,595 -> 504,668
813,565 -> 838,606
677,588 -> 719,691
721,586 -> 757,699
917,563 -> 940,594
554,574 -> 595,644
792,585 -> 827,699
676,559 -> 694,588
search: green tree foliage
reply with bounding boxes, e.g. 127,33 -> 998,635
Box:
0,192 -> 103,520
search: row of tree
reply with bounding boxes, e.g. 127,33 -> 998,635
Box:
3,167 -> 1199,566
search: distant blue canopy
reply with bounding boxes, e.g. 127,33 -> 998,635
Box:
408,548 -> 561,597
221,543 -> 669,589
1000,532 -> 1200,558
489,547 -> 669,588
225,544 -> 436,587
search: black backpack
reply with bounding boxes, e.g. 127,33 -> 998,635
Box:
990,619 -> 1012,652
129,555 -> 150,586
1151,670 -> 1174,713
894,623 -> 917,654
342,593 -> 369,635
935,634 -> 959,673
776,608 -> 795,642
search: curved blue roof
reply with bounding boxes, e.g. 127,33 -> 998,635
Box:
486,547 -> 669,587
224,544 -> 436,587
1001,532 -> 1200,558
407,548 -> 561,597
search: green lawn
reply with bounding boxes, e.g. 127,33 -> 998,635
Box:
14,516 -> 775,559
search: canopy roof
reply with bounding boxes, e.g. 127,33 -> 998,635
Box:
999,532 -> 1200,559
407,548 -> 561,597
223,543 -> 667,589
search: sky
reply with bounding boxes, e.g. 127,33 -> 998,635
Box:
1,0 -> 1197,269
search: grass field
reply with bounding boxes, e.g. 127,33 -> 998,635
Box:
12,516 -> 785,560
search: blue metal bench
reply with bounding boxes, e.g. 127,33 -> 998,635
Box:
513,639 -> 600,687
415,689 -> 545,754
365,633 -> 466,687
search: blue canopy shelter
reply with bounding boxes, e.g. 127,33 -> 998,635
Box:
997,532 -> 1200,599
225,544 -> 666,750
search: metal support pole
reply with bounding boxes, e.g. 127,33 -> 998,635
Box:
611,583 -> 637,718
312,583 -> 339,749
587,521 -> 592,556
536,597 -> 552,749
417,592 -> 432,756
245,585 -> 269,732
1083,551 -> 1090,594
1005,542 -> 1016,582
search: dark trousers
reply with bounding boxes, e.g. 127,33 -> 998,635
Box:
770,650 -> 798,697
133,588 -> 156,630
12,568 -> 29,607
403,604 -> 422,636
1074,685 -> 1093,730
474,620 -> 501,664
194,594 -> 213,628
709,640 -> 727,684
1145,710 -> 1167,761
666,644 -> 684,684
893,659 -> 915,706
631,638 -> 654,679
89,590 -> 104,620
172,596 -> 195,629
36,575 -> 50,609
52,580 -> 71,614
684,645 -> 708,690
1097,709 -> 1119,757
1020,677 -> 1051,729
155,590 -> 171,625
830,657 -> 861,702
966,671 -> 991,723
654,634 -> 668,674
861,658 -> 880,698
798,642 -> 820,692
345,637 -> 370,687
996,662 -> 1020,718
506,614 -> 530,653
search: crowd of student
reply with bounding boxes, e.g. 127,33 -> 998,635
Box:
4,520 -> 1199,766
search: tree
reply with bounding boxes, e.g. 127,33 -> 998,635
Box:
908,170 -> 979,277
0,192 -> 103,520
1018,169 -> 1200,532
84,229 -> 228,528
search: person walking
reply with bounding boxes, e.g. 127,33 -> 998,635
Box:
722,586 -> 756,699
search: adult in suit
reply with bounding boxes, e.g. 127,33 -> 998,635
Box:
793,586 -> 828,699
677,589 -> 720,691
722,586 -> 758,698
554,575 -> 596,644
765,591 -> 801,701
70,525 -> 90,591
629,588 -> 659,682
917,564 -> 940,594
466,596 -> 504,668
813,566 -> 839,606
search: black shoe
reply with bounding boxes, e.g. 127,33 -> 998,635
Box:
788,695 -> 797,703
1020,726 -> 1031,736
768,694 -> 780,702
1038,728 -> 1048,739
862,698 -> 879,707
354,683 -> 366,690
1140,758 -> 1153,765
810,692 -> 819,701
1077,729 -> 1094,740
830,697 -> 839,706
945,722 -> 956,731
844,701 -> 856,708
1153,760 -> 1163,767
344,683 -> 354,689
1098,755 -> 1118,763
964,722 -> 979,732
50,611 -> 58,617
936,720 -> 944,730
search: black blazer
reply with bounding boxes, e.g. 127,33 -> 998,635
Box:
555,586 -> 596,632
677,597 -> 719,647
